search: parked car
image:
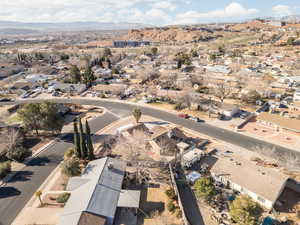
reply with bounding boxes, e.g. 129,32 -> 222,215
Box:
52,91 -> 60,97
189,116 -> 202,122
239,110 -> 251,119
218,113 -> 226,120
0,98 -> 12,102
178,113 -> 189,119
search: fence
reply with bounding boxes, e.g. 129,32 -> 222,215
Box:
169,164 -> 190,225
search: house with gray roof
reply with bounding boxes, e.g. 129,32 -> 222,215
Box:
57,157 -> 140,225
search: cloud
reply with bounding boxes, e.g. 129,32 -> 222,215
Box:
152,1 -> 176,11
173,2 -> 258,24
272,5 -> 292,16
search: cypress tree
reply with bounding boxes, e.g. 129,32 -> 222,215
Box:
78,118 -> 87,159
73,121 -> 81,158
85,120 -> 95,161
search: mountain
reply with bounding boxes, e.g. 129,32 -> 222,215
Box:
0,21 -> 152,32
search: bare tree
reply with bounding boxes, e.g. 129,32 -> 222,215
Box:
5,128 -> 22,153
211,82 -> 234,103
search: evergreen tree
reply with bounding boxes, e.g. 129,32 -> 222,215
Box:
78,118 -> 87,159
85,120 -> 95,161
106,58 -> 112,69
83,66 -> 95,87
73,121 -> 81,158
70,65 -> 81,84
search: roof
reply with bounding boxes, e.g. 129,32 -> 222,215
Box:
210,152 -> 288,203
117,190 -> 141,208
52,82 -> 86,93
257,112 -> 300,132
58,157 -> 126,225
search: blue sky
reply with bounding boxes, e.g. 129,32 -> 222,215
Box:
0,0 -> 299,25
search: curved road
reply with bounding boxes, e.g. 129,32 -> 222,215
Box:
0,98 -> 299,225
9,98 -> 300,156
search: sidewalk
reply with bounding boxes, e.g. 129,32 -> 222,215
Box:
0,116 -> 74,187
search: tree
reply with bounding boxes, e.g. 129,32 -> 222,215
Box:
83,66 -> 95,87
287,37 -> 295,46
6,146 -> 31,162
61,158 -> 81,177
73,121 -> 81,158
35,190 -> 43,206
151,47 -> 158,56
103,47 -> 112,57
78,118 -> 87,159
132,107 -> 142,123
241,90 -> 262,105
85,120 -> 95,161
40,102 -> 64,134
106,57 -> 112,69
70,65 -> 81,84
229,195 -> 263,225
18,103 -> 42,135
194,177 -> 216,201
212,82 -> 233,103
18,102 -> 63,136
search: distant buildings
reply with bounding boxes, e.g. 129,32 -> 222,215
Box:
113,40 -> 150,48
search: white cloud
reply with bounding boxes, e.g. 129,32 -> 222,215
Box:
173,2 -> 258,24
152,1 -> 176,11
272,5 -> 292,17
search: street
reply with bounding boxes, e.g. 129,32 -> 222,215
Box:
0,98 -> 299,225
0,112 -> 118,225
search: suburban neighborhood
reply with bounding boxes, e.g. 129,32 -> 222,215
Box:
1,1 -> 300,225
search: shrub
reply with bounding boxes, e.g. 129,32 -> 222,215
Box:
176,209 -> 183,218
56,193 -> 71,204
61,158 -> 81,177
167,200 -> 176,213
6,146 -> 31,162
165,188 -> 176,200
64,148 -> 75,159
0,161 -> 11,179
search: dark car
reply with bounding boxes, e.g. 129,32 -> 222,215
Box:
239,110 -> 251,119
189,116 -> 203,122
0,98 -> 12,102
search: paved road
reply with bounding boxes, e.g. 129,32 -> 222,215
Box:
15,98 -> 297,157
0,112 -> 118,225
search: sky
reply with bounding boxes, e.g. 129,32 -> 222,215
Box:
0,0 -> 300,25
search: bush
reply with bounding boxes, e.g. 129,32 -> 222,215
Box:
64,148 -> 75,159
6,146 -> 31,162
167,200 -> 176,213
176,209 -> 183,218
56,193 -> 71,204
165,188 -> 176,200
0,161 -> 11,179
61,158 -> 81,177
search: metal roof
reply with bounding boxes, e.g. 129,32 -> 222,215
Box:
57,157 -> 126,225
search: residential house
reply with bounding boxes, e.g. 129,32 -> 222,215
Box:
219,103 -> 240,118
93,84 -> 127,96
256,112 -> 300,134
58,157 -> 140,225
51,82 -> 87,94
293,88 -> 300,102
209,151 -> 288,209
